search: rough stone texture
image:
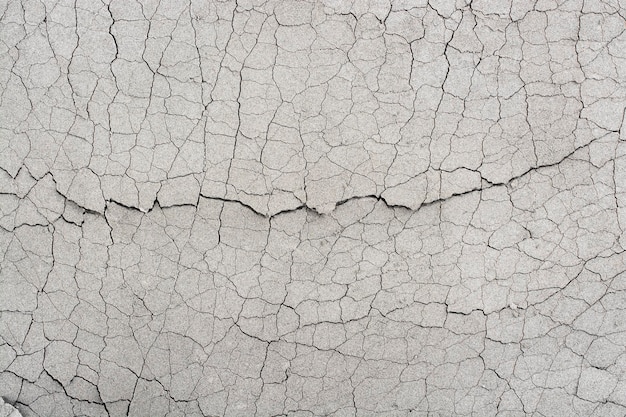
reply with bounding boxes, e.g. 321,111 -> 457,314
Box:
1,0 -> 625,416
0,398 -> 21,417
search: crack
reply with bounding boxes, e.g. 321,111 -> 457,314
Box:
0,132 -> 604,223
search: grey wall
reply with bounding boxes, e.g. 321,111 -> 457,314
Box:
1,0 -> 625,416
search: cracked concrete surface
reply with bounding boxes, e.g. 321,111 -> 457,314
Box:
1,0 -> 626,416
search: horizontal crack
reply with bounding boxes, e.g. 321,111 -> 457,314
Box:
0,133 -> 603,223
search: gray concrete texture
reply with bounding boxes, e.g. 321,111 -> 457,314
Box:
1,0 -> 626,416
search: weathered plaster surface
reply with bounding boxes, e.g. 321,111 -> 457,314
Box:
1,0 -> 625,416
